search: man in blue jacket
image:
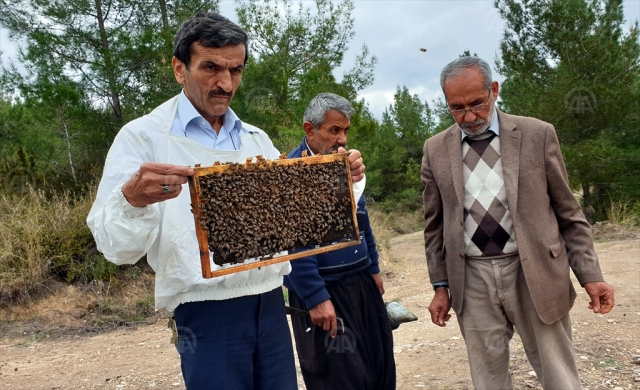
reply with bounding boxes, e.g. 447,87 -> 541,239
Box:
285,93 -> 396,390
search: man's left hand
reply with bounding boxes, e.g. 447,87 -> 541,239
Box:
371,273 -> 385,295
338,147 -> 365,183
584,281 -> 615,314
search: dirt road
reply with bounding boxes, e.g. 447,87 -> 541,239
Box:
1,233 -> 638,389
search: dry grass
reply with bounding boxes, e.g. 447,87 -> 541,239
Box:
369,204 -> 424,269
368,207 -> 396,268
0,188 -> 429,328
0,187 -> 159,329
606,198 -> 630,224
606,198 -> 639,226
0,190 -> 53,301
0,271 -> 160,337
0,189 -> 96,303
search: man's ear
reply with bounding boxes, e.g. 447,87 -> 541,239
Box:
303,122 -> 316,137
172,57 -> 186,85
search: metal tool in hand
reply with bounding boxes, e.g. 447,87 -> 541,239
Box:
285,305 -> 345,334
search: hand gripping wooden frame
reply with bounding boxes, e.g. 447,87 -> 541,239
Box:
188,153 -> 361,278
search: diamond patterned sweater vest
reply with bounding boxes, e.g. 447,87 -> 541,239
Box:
462,133 -> 518,256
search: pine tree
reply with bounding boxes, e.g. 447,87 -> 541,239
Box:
232,0 -> 376,152
495,0 -> 640,222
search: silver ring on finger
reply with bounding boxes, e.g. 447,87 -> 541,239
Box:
162,184 -> 171,194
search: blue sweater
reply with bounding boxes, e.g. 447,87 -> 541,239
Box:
283,137 -> 381,309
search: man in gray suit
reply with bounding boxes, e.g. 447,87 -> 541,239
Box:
421,56 -> 615,389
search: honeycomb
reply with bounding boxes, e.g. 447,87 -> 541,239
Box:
193,156 -> 357,266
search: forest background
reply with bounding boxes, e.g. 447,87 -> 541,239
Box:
0,0 -> 638,307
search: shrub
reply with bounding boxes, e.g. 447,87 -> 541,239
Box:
0,188 -> 116,303
605,198 -> 640,226
0,191 -> 50,301
378,187 -> 423,213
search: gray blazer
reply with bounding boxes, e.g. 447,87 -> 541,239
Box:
421,110 -> 604,324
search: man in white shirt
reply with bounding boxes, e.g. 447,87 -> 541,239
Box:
87,12 -> 365,390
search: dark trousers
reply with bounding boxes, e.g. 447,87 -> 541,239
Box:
288,270 -> 396,390
173,288 -> 297,390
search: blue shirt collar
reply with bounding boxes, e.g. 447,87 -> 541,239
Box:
460,109 -> 500,141
177,91 -> 244,135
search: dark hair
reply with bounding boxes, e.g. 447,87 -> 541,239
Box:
173,12 -> 249,69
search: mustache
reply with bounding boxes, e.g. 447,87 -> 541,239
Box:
461,119 -> 486,129
331,144 -> 346,152
208,88 -> 232,98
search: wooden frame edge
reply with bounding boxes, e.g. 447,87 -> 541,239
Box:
209,239 -> 360,278
188,175 -> 212,278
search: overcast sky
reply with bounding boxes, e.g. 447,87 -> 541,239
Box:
222,0 -> 640,118
2,0 -> 639,118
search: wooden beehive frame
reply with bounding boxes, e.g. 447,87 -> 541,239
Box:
188,153 -> 360,278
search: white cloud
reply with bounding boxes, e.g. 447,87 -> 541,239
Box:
335,1 -> 508,117
358,88 -> 397,117
0,26 -> 19,67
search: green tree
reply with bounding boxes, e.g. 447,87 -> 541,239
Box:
0,0 -> 216,123
432,97 -> 456,134
0,0 -> 216,189
0,60 -> 114,191
367,86 -> 436,206
495,0 -> 640,223
19,64 -> 113,188
233,0 -> 377,152
0,98 -> 43,192
127,0 -> 218,113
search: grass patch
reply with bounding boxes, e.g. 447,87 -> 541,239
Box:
135,295 -> 156,317
14,334 -> 44,347
606,198 -> 640,226
98,298 -> 117,314
86,267 -> 160,327
370,200 -> 424,235
0,187 -> 129,304
592,358 -> 620,368
606,198 -> 633,224
0,186 -> 163,331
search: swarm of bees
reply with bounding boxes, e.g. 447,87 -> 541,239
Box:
194,157 -> 356,266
